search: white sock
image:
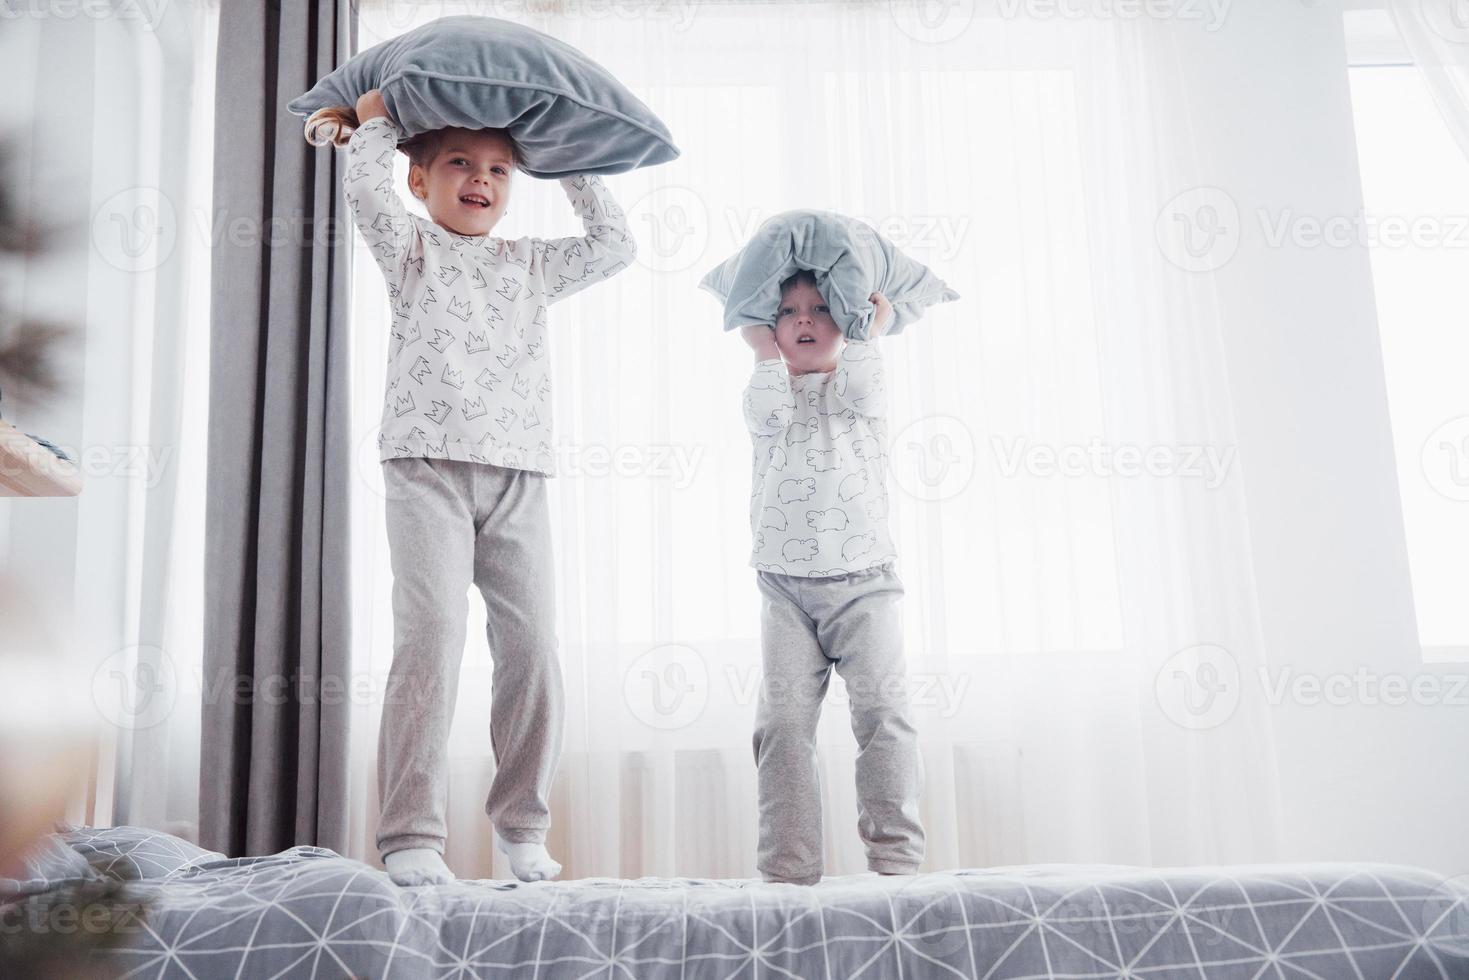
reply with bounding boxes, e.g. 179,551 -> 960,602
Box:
384,847 -> 456,887
494,831 -> 562,882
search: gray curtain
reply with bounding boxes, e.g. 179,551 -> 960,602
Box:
202,0 -> 356,858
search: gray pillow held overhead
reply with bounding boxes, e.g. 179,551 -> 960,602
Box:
287,15 -> 679,179
699,210 -> 960,340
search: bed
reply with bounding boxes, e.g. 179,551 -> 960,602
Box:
5,825 -> 1467,978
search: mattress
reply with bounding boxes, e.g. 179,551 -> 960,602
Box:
9,826 -> 1469,979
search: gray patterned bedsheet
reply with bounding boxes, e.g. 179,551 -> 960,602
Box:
7,825 -> 1469,979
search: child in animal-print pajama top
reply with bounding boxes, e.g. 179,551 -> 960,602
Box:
738,269 -> 925,885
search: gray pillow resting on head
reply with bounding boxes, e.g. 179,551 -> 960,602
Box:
699,210 -> 960,340
287,15 -> 679,179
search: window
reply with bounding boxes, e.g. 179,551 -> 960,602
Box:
1346,10 -> 1469,663
347,3 -> 1125,663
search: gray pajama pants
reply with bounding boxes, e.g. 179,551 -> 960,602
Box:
376,457 -> 563,859
753,564 -> 926,884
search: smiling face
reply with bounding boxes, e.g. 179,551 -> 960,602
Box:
773,272 -> 844,374
406,128 -> 515,237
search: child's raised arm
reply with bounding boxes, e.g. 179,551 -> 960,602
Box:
341,89 -> 414,288
830,292 -> 893,418
533,175 -> 637,305
741,325 -> 795,436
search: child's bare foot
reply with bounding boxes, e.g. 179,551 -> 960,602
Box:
495,831 -> 562,882
384,847 -> 456,887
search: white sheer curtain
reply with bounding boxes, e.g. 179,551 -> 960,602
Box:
0,1 -> 218,841
345,0 -> 1283,878
1389,0 -> 1469,162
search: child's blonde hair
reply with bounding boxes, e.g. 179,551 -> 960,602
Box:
303,106 -> 519,171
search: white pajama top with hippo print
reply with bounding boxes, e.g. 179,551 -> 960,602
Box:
742,340 -> 895,576
342,116 -> 636,476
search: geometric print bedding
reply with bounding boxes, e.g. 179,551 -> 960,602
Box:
17,827 -> 1469,979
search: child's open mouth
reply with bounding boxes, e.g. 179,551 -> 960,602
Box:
796,334 -> 815,344
459,193 -> 491,209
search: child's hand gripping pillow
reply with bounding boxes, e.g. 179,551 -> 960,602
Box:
288,15 -> 679,179
699,209 -> 960,339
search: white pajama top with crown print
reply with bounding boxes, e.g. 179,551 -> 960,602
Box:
343,116 -> 636,476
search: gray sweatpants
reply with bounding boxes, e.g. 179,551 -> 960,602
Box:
753,564 -> 926,884
376,457 -> 563,859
